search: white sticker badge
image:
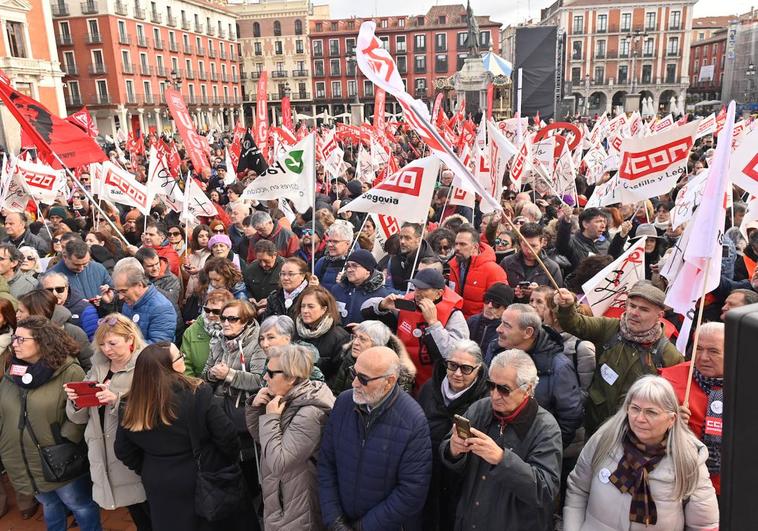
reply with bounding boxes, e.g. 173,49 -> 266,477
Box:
711,400 -> 723,415
132,314 -> 140,323
598,468 -> 611,484
600,364 -> 619,386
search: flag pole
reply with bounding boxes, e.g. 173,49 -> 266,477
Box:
311,136 -> 317,273
500,212 -> 561,291
683,257 -> 712,408
34,200 -> 54,243
405,222 -> 427,294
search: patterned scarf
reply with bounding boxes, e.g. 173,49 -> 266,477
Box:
693,368 -> 723,475
295,314 -> 334,340
609,430 -> 667,525
619,312 -> 663,345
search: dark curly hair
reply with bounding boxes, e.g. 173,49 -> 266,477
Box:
198,256 -> 242,295
16,316 -> 80,370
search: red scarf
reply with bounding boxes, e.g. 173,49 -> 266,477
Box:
492,395 -> 530,434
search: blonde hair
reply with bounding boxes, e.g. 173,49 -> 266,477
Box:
590,375 -> 701,500
267,344 -> 313,380
93,313 -> 146,354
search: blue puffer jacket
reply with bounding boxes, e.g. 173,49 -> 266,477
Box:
330,270 -> 392,325
121,285 -> 177,344
318,385 -> 432,531
65,288 -> 99,340
51,260 -> 112,300
314,255 -> 347,293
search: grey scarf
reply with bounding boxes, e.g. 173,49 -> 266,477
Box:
296,315 -> 334,340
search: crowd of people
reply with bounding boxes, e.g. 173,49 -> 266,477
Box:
0,110 -> 738,531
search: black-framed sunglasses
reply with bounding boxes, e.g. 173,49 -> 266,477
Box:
266,368 -> 284,378
168,231 -> 182,237
445,360 -> 478,375
45,286 -> 67,294
220,315 -> 241,323
493,239 -> 511,247
11,334 -> 33,344
212,228 -> 225,234
484,299 -> 504,309
487,380 -> 524,396
203,306 -> 222,316
349,365 -> 389,386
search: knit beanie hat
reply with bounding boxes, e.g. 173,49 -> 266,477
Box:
208,234 -> 232,250
347,249 -> 377,272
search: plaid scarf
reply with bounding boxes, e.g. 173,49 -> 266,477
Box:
619,313 -> 663,345
609,430 -> 667,525
693,368 -> 723,475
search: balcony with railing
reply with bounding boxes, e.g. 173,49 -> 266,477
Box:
169,41 -> 178,52
207,26 -> 215,36
51,2 -> 69,16
134,7 -> 146,19
140,64 -> 152,76
595,51 -> 606,59
125,93 -> 137,104
218,28 -> 226,39
669,23 -> 681,31
154,38 -> 163,50
65,94 -> 82,107
136,35 -> 149,47
86,32 -> 102,44
151,11 -> 161,23
181,19 -> 190,31
232,74 -> 239,82
219,49 -> 227,60
271,70 -> 287,78
63,64 -> 78,76
194,23 -> 204,33
183,43 -> 193,54
114,0 -> 127,15
293,91 -> 310,100
89,63 -> 107,74
249,71 -> 260,80
57,34 -> 73,46
80,1 -> 98,14
292,69 -> 308,78
198,71 -> 207,81
221,73 -> 228,82
142,93 -> 155,104
167,16 -> 177,27
210,72 -> 218,81
118,33 -> 131,45
156,65 -> 167,77
185,69 -> 195,79
91,94 -> 110,105
208,48 -> 216,58
122,62 -> 135,74
196,45 -> 205,56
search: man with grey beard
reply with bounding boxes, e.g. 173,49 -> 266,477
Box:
318,347 -> 432,531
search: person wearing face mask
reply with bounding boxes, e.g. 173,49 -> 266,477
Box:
180,288 -> 234,377
64,314 -> 151,529
246,345 -> 335,530
556,206 -> 610,273
554,281 -> 683,435
417,340 -> 489,531
440,350 -> 563,531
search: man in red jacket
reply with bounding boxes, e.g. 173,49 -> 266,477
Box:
141,220 -> 180,276
661,322 -> 724,495
448,224 -> 508,319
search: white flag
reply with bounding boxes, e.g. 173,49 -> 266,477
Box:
223,148 -> 237,186
369,213 -> 400,261
583,144 -> 609,185
740,196 -> 758,240
100,162 -> 151,215
554,142 -> 578,200
618,120 -> 699,203
180,176 -> 217,222
669,169 -> 709,229
485,122 -> 518,212
338,156 -> 441,224
728,128 -> 758,196
582,237 -> 647,317
585,174 -> 622,208
147,146 -> 182,213
14,158 -> 66,204
694,113 -> 716,140
241,133 -> 315,213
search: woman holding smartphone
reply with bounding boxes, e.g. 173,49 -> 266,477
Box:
64,314 -> 151,530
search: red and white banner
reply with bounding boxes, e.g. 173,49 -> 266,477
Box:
338,156 -> 441,224
356,21 -> 500,212
147,145 -> 182,212
281,96 -> 292,131
229,123 -> 246,173
670,169 -> 709,229
66,107 -> 99,138
14,158 -> 65,204
1,156 -> 29,212
449,185 -> 475,209
510,141 -> 531,189
100,161 -> 151,214
695,113 -> 716,139
370,213 -> 400,261
485,122 -> 518,212
582,237 -> 647,317
618,120 -> 699,202
585,174 -> 621,208
255,72 -> 269,161
180,176 -> 217,222
164,87 -> 210,176
374,88 -> 386,131
728,127 -> 758,196
651,114 -> 674,134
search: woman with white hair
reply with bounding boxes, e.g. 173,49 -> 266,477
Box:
563,375 -> 719,530
329,320 -> 417,394
18,246 -> 41,275
257,314 -> 324,381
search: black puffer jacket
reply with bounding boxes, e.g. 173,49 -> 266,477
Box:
555,218 -> 610,272
294,322 -> 351,383
417,361 -> 489,531
466,313 -> 500,353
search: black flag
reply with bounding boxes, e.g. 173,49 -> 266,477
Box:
237,130 -> 268,175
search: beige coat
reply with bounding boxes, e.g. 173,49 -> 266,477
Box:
66,349 -> 146,509
246,379 -> 335,531
564,430 -> 719,531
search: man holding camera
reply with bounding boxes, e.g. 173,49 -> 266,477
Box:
362,269 -> 469,391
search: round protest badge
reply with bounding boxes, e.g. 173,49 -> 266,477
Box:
132,314 -> 140,323
21,373 -> 33,385
284,299 -> 293,309
598,468 -> 611,484
412,328 -> 423,338
711,400 -> 723,415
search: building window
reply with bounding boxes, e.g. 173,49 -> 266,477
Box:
363,79 -> 373,97
573,15 -> 584,33
479,31 -> 490,47
314,59 -> 324,76
621,13 -> 631,32
313,40 -> 323,57
330,59 -> 340,76
398,18 -> 404,27
254,42 -> 261,55
618,65 -> 628,84
273,20 -> 281,37
96,79 -> 108,100
596,40 -> 606,58
571,66 -> 581,84
620,38 -> 629,57
380,18 -> 388,28
594,65 -> 604,83
379,36 -> 389,50
456,53 -> 466,70
645,12 -> 656,31
597,14 -> 607,32
275,41 -> 283,54
415,78 -> 426,92
642,64 -> 652,83
397,55 -> 407,74
457,32 -> 467,48
665,64 -> 676,83
294,19 -> 302,35
396,35 -> 406,53
435,53 -> 447,72
296,40 -> 303,54
643,38 -> 654,56
667,37 -> 679,56
669,11 -> 681,30
346,38 -> 356,54
253,22 -> 260,37
347,79 -> 356,97
68,80 -> 81,103
329,38 -> 339,56
415,34 -> 426,51
572,41 -> 582,60
331,81 -> 342,98
415,55 -> 426,73
6,21 -> 27,57
435,33 -> 446,51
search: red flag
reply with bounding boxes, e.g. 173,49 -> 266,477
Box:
534,111 -> 541,126
229,123 -> 245,172
255,72 -> 269,162
158,140 -> 181,177
486,84 -> 494,120
432,92 -> 444,127
66,107 -> 99,138
447,95 -> 466,130
373,88 -> 386,131
164,87 -> 210,176
0,70 -> 106,169
281,96 -> 292,131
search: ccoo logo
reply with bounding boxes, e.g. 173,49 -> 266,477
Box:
379,166 -> 424,196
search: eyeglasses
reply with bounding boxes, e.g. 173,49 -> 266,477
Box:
266,368 -> 284,378
486,380 -> 525,396
349,365 -> 390,386
171,352 -> 186,364
45,286 -> 67,294
202,306 -> 222,316
493,239 -> 511,247
23,256 -> 36,262
11,334 -> 34,345
53,238 -> 61,244
484,299 -> 504,309
212,228 -> 225,234
220,315 -> 241,323
168,231 -> 182,237
345,262 -> 363,270
627,404 -> 667,421
445,360 -> 478,375
326,239 -> 347,246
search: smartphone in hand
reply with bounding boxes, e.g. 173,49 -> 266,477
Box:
453,414 -> 472,440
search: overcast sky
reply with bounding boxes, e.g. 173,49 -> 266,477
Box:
318,0 -> 753,27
